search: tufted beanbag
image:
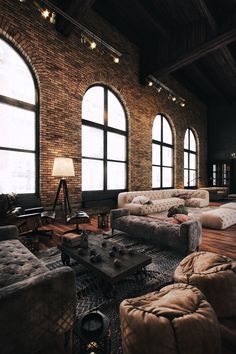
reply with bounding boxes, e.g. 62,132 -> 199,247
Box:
174,251 -> 236,318
120,283 -> 221,354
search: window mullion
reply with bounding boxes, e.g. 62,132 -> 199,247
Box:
104,88 -> 108,191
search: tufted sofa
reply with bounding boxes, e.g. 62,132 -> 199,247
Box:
0,225 -> 76,354
118,189 -> 209,216
110,208 -> 202,254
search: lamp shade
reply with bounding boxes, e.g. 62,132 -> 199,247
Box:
52,157 -> 75,177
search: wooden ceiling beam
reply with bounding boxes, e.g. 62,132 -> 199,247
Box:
194,0 -> 236,79
141,13 -> 236,79
55,0 -> 96,36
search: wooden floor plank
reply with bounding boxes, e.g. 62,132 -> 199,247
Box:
35,214 -> 236,259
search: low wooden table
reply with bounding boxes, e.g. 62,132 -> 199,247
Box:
58,234 -> 152,287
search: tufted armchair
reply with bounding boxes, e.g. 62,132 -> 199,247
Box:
0,225 -> 76,354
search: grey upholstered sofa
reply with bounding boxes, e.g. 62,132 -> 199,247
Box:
110,209 -> 202,254
0,225 -> 76,354
118,189 -> 209,215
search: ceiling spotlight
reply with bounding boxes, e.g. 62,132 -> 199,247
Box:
90,41 -> 96,49
180,101 -> 186,107
172,96 -> 176,102
41,9 -> 50,19
157,87 -> 162,93
148,81 -> 153,86
113,57 -> 120,64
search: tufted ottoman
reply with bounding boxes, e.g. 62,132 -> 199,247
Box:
174,251 -> 236,318
120,283 -> 221,354
199,206 -> 236,229
110,208 -> 202,254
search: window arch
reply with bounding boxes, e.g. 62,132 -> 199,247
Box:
0,37 -> 38,194
184,128 -> 197,187
152,114 -> 173,188
82,85 -> 127,192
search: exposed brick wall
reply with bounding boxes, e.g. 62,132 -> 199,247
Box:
0,1 -> 207,207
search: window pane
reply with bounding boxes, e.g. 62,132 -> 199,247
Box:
82,159 -> 103,191
162,118 -> 172,144
0,150 -> 35,193
82,86 -> 104,124
152,166 -> 160,188
0,104 -> 35,150
184,152 -> 188,169
152,115 -> 161,141
152,143 -> 160,165
0,38 -> 35,104
184,169 -> 188,186
184,130 -> 189,149
189,130 -> 196,151
189,170 -> 196,186
162,167 -> 172,187
107,162 -> 126,190
107,132 -> 126,161
162,146 -> 172,166
107,90 -> 126,131
190,153 -> 196,169
82,125 -> 103,158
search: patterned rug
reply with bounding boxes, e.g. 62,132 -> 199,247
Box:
38,232 -> 184,353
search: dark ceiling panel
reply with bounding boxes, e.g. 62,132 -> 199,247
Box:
91,0 -> 236,103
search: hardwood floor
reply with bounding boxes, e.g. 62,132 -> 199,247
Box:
35,213 -> 236,259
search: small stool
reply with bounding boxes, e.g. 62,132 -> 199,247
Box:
174,251 -> 236,318
120,283 -> 221,354
64,211 -> 90,235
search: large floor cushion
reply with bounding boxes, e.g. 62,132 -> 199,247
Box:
174,251 -> 236,318
199,207 -> 236,229
120,283 -> 221,354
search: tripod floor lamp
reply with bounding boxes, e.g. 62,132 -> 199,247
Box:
52,157 -> 75,221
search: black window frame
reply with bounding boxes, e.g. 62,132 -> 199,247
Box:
184,128 -> 197,188
152,114 -> 174,189
0,36 -> 39,200
82,84 -> 128,206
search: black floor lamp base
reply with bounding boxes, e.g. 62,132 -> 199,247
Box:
53,179 -> 72,222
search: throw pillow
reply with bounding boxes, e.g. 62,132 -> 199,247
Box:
173,214 -> 189,224
132,196 -> 152,205
167,205 -> 188,217
175,192 -> 191,200
165,217 -> 179,224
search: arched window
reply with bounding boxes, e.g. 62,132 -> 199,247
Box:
82,85 -> 127,192
0,38 -> 38,194
152,114 -> 173,188
184,128 -> 197,187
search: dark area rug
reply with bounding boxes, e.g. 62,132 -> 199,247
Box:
38,232 -> 184,353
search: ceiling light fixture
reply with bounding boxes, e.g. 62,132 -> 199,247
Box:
147,75 -> 186,108
22,0 -> 122,64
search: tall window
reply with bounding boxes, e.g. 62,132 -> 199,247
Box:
152,114 -> 173,188
0,38 -> 37,194
82,85 -> 127,191
184,128 -> 197,187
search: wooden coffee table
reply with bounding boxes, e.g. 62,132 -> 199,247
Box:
58,234 -> 152,286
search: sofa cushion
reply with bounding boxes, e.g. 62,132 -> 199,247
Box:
152,197 -> 185,212
185,197 -> 209,208
0,239 -> 48,288
132,195 -> 152,205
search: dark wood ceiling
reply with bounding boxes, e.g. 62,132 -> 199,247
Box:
54,0 -> 236,104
